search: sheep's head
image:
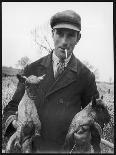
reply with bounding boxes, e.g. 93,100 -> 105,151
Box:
91,96 -> 111,129
17,74 -> 45,100
17,74 -> 45,84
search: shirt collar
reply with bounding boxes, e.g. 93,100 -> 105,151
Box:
52,51 -> 60,65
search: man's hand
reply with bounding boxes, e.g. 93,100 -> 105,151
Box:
74,124 -> 91,145
12,120 -> 19,129
73,124 -> 91,152
12,112 -> 19,129
73,117 -> 92,146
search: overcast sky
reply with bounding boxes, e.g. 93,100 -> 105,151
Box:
2,2 -> 114,82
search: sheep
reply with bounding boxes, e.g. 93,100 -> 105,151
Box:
63,96 -> 111,153
5,74 -> 45,153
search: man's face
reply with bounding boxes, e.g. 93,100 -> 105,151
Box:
52,28 -> 79,60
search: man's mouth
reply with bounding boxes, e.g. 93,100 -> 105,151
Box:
60,47 -> 65,52
59,48 -> 68,58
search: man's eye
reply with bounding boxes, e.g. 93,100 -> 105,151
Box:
68,33 -> 75,37
57,30 -> 64,36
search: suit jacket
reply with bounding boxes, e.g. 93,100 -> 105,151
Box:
2,52 -> 99,152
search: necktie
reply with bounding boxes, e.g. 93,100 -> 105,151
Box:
55,61 -> 65,79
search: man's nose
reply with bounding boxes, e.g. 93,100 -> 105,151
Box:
61,35 -> 68,47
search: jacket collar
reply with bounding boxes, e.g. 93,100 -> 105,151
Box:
67,53 -> 78,73
40,51 -> 78,73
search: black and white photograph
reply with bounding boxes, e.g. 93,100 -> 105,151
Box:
2,2 -> 114,153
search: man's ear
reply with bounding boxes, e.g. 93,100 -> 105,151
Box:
17,74 -> 26,84
52,29 -> 55,38
76,32 -> 81,44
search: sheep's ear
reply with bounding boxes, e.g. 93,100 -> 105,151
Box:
92,96 -> 96,107
17,74 -> 27,84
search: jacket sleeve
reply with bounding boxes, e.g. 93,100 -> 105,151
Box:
2,66 -> 29,138
81,71 -> 99,109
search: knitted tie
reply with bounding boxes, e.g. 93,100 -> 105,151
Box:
55,61 -> 65,79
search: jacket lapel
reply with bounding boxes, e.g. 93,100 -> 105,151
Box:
44,54 -> 79,97
39,52 -> 55,94
45,69 -> 77,97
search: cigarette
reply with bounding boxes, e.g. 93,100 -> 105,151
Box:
65,49 -> 67,59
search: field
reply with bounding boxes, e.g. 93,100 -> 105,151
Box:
96,82 -> 114,153
2,76 -> 114,153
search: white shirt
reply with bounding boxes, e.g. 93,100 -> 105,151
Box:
52,51 -> 72,77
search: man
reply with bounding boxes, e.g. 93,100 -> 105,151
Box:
2,10 -> 100,153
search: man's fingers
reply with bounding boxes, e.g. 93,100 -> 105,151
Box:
74,132 -> 91,144
76,124 -> 90,134
74,130 -> 90,139
15,111 -> 18,120
74,126 -> 91,145
80,125 -> 90,132
12,120 -> 19,129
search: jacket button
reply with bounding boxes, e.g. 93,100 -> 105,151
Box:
59,98 -> 63,104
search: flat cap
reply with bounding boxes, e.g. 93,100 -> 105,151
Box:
50,10 -> 81,31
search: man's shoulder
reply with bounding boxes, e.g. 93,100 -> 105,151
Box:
28,54 -> 50,69
75,56 -> 92,75
74,57 -> 95,83
23,54 -> 51,76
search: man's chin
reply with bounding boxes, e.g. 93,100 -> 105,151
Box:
59,51 -> 66,59
54,49 -> 66,60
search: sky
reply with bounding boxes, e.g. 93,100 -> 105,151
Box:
2,2 -> 114,82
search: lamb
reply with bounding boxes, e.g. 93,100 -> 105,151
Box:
5,74 -> 45,153
63,96 -> 111,153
